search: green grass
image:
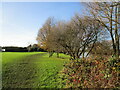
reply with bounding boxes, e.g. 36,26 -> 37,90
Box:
2,52 -> 69,88
2,52 -> 45,64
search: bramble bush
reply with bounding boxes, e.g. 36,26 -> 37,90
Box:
59,56 -> 120,88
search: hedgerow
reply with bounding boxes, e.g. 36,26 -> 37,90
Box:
59,56 -> 120,88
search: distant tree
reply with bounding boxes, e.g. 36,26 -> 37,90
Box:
2,46 -> 28,52
45,21 -> 67,57
91,40 -> 113,56
36,17 -> 56,56
27,44 -> 32,52
27,44 -> 44,52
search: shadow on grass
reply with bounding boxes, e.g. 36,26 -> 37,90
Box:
2,53 -> 45,88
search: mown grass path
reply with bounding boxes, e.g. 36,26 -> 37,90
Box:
2,52 -> 69,88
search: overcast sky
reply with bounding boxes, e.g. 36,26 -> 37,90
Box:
1,2 -> 84,47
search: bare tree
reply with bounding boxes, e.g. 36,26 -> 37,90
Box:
36,17 -> 56,57
46,15 -> 102,60
91,40 -> 113,56
85,2 -> 120,59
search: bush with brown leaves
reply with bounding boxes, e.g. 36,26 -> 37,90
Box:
60,57 -> 120,89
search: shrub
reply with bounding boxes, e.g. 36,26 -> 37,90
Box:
60,56 -> 119,88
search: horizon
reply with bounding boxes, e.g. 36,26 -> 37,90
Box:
1,2 -> 84,47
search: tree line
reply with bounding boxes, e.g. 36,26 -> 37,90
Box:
37,2 -> 120,60
1,44 -> 46,52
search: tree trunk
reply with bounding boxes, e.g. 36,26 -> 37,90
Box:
49,51 -> 54,57
57,52 -> 59,58
110,6 -> 116,56
115,5 -> 119,60
82,52 -> 85,59
118,4 -> 120,57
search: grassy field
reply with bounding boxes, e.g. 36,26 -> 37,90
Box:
2,52 -> 69,88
